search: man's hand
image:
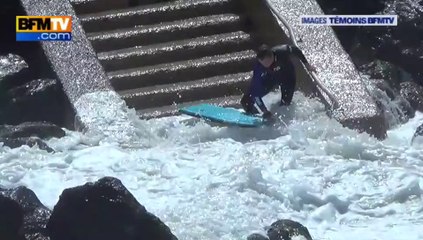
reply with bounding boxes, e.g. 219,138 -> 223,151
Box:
262,111 -> 272,120
306,63 -> 317,72
279,100 -> 289,106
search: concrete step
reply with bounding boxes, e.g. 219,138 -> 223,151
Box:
70,0 -> 130,15
137,94 -> 242,119
108,50 -> 256,91
87,13 -> 245,52
119,71 -> 251,109
80,0 -> 239,32
70,0 -> 172,15
98,31 -> 254,71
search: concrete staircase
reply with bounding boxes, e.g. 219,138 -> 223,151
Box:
70,0 -> 258,119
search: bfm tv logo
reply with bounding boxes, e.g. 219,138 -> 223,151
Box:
16,16 -> 72,42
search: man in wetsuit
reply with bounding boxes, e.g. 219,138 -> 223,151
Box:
241,44 -> 316,119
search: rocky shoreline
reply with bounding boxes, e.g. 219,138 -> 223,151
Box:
0,53 -> 72,151
0,177 -> 314,240
317,0 -> 422,83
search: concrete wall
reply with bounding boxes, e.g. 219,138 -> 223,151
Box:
238,0 -> 322,99
18,0 -> 156,145
240,0 -> 387,139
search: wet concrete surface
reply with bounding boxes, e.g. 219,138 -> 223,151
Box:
137,95 -> 242,119
68,0 -> 255,121
120,71 -> 251,109
266,0 -> 387,139
80,0 -> 239,32
19,0 -> 111,102
88,13 -> 245,52
98,31 -> 254,71
19,0 -> 143,141
70,0 -> 130,15
68,0 -> 387,138
74,0 -> 257,120
108,50 -> 256,91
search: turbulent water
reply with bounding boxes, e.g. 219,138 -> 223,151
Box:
1,92 -> 422,240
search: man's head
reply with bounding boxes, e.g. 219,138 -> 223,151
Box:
256,44 -> 274,68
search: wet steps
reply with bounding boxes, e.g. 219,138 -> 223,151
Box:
109,50 -> 255,91
120,71 -> 251,109
88,14 -> 245,52
70,0 -> 129,15
98,31 -> 255,71
70,0 -> 258,119
79,0 -> 239,32
137,95 -> 242,119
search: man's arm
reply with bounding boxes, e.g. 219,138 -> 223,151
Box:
288,45 -> 317,72
273,44 -> 315,71
287,45 -> 309,64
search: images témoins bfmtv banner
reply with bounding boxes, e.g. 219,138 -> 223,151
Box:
16,16 -> 72,42
299,15 -> 398,26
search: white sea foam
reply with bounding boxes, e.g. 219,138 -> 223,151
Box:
1,92 -> 422,240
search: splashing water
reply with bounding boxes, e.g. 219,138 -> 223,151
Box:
1,92 -> 422,240
363,74 -> 413,129
0,54 -> 28,78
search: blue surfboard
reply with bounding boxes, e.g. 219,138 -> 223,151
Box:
179,104 -> 264,127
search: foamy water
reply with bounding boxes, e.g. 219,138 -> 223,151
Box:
1,92 -> 422,240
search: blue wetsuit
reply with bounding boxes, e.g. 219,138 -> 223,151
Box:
241,44 -> 309,114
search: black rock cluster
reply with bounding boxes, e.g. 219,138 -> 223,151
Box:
247,219 -> 314,240
0,54 -> 72,127
413,122 -> 423,141
0,177 -> 178,240
0,0 -> 74,151
0,121 -> 65,152
317,0 -> 423,136
0,177 -> 314,240
0,53 -> 71,151
318,0 -> 422,84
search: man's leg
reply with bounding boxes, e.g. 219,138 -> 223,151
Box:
241,93 -> 259,114
279,69 -> 296,105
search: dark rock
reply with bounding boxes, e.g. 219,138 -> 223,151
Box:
397,96 -> 415,119
0,54 -> 31,111
316,0 -> 385,14
400,81 -> 423,112
0,78 -> 69,126
371,78 -> 397,100
0,186 -> 51,240
47,177 -> 178,240
0,54 -> 29,82
316,0 -> 423,129
316,0 -> 385,51
0,194 -> 24,240
267,219 -> 313,240
412,122 -> 423,142
353,0 -> 423,82
0,122 -> 65,139
317,0 -> 423,83
0,137 -> 55,153
247,233 -> 269,240
0,1 -> 75,129
6,78 -> 58,99
354,62 -> 416,126
0,2 -> 53,80
359,60 -> 413,90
